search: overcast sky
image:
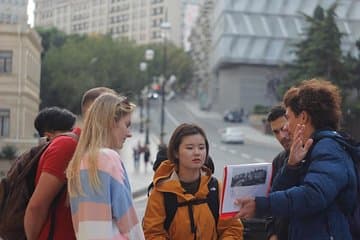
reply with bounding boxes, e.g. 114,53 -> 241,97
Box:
27,0 -> 34,26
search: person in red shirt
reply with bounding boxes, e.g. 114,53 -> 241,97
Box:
24,87 -> 116,240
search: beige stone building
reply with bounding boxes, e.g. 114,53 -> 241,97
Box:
33,0 -> 199,48
0,24 -> 43,153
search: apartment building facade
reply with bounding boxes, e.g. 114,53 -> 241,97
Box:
0,23 -> 42,152
34,0 -> 199,48
0,0 -> 28,25
188,0 -> 214,109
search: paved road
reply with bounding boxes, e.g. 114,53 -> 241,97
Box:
132,98 -> 282,218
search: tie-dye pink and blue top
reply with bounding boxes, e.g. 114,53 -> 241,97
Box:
69,148 -> 145,239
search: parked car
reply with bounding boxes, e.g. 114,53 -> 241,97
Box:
223,110 -> 243,123
147,91 -> 159,100
220,127 -> 244,144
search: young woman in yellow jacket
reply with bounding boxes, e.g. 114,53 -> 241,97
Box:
143,123 -> 243,239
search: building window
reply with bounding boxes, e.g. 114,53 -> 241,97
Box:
0,109 -> 10,137
0,51 -> 12,73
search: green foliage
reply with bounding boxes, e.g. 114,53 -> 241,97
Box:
1,145 -> 17,160
253,105 -> 270,114
36,29 -> 194,114
281,4 -> 348,93
342,99 -> 360,120
35,27 -> 67,57
344,40 -> 360,98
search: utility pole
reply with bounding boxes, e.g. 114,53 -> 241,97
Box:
144,49 -> 154,145
159,12 -> 171,145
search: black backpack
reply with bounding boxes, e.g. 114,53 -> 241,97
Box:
0,133 -> 77,240
313,130 -> 360,239
162,177 -> 219,233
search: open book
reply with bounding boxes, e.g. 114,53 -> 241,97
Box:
220,162 -> 272,218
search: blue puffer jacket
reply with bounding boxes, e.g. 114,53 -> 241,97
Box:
256,135 -> 357,240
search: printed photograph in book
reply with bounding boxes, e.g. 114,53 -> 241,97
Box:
220,162 -> 272,218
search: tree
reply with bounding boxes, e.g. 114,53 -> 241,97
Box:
35,27 -> 66,57
344,40 -> 360,98
36,29 -> 194,113
281,4 -> 347,93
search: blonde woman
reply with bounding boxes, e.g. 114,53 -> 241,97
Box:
66,93 -> 144,239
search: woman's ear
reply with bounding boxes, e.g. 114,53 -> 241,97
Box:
112,118 -> 118,128
301,111 -> 311,125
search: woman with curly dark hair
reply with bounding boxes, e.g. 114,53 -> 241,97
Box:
235,79 -> 357,240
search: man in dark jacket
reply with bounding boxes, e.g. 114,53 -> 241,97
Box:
243,106 -> 291,240
266,105 -> 290,240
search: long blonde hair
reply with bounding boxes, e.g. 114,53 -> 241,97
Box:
67,93 -> 135,196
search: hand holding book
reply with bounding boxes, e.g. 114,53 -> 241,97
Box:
219,162 -> 272,218
233,197 -> 256,219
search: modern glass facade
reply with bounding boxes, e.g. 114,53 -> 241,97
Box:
211,0 -> 360,70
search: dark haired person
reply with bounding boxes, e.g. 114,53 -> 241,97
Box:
24,87 -> 116,240
143,123 -> 243,239
34,107 -> 76,140
81,86 -> 117,117
152,144 -> 215,174
266,105 -> 291,186
265,105 -> 290,240
235,79 -> 357,240
242,105 -> 290,240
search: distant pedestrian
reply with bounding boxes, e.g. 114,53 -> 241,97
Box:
143,144 -> 150,172
133,141 -> 141,170
143,123 -> 243,239
152,144 -> 167,171
66,93 -> 144,239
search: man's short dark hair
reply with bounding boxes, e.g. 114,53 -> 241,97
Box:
267,105 -> 286,123
81,87 -> 116,113
34,107 -> 76,137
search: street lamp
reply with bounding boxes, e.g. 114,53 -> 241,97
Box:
139,62 -> 147,134
159,20 -> 171,145
144,49 -> 154,145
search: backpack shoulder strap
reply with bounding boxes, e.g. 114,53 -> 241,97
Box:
147,182 -> 154,197
163,191 -> 178,231
313,130 -> 359,161
54,132 -> 79,141
163,177 -> 220,232
207,176 -> 219,225
8,141 -> 51,184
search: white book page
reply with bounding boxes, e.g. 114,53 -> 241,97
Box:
221,162 -> 272,215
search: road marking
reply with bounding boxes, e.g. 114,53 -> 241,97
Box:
150,134 -> 160,145
134,194 -> 148,202
165,108 -> 180,126
220,146 -> 227,151
228,149 -> 237,154
254,158 -> 266,163
241,153 -> 251,159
